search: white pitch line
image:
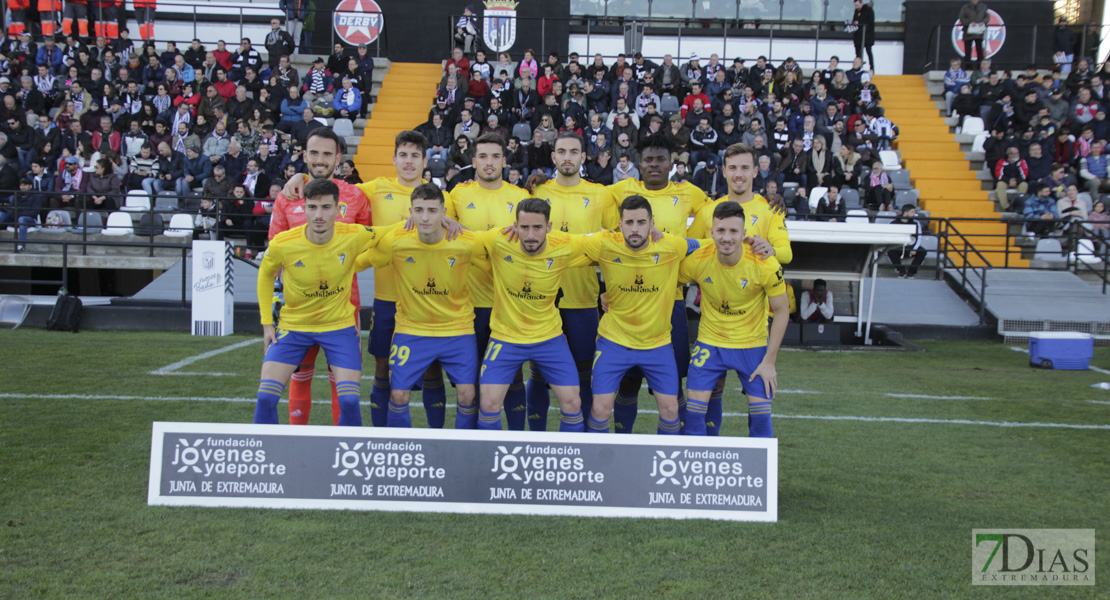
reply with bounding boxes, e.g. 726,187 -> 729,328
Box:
1008,346 -> 1028,353
736,388 -> 824,394
2,393 -> 1107,430
149,338 -> 259,375
884,393 -> 994,400
1089,366 -> 1110,375
1088,400 -> 1110,405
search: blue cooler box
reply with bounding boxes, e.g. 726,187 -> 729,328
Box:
1028,332 -> 1094,370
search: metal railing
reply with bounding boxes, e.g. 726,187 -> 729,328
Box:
924,22 -> 1110,72
570,0 -> 904,24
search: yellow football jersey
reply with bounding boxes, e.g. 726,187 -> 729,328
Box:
690,194 -> 793,264
605,178 -> 710,301
679,243 -> 786,349
533,179 -> 610,309
364,228 -> 479,337
356,177 -> 454,302
578,231 -> 697,350
445,180 -> 529,308
258,222 -> 395,332
473,230 -> 594,344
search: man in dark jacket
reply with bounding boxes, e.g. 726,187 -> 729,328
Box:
264,17 -> 296,69
144,141 -> 184,194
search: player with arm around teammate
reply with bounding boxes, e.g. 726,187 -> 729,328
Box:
255,179 -> 395,426
681,200 -> 789,437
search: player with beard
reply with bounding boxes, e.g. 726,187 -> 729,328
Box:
686,142 -> 793,435
523,132 -> 614,431
282,130 -> 455,429
681,201 -> 789,437
445,133 -> 530,429
269,129 -> 370,426
602,135 -> 712,433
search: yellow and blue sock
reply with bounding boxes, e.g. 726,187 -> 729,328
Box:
684,396 -> 709,435
369,376 -> 390,427
587,414 -> 609,433
748,400 -> 773,438
657,415 -> 681,435
613,393 -> 639,433
526,371 -> 551,431
477,408 -> 502,430
421,374 -> 447,429
504,371 -> 527,430
559,409 -> 585,432
706,387 -> 724,436
254,379 -> 285,424
455,403 -> 478,429
335,381 -> 362,427
387,399 -> 411,428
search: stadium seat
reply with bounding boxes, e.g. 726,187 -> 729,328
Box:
845,209 -> 869,224
874,210 -> 898,225
41,210 -> 72,232
839,188 -> 861,208
102,211 -> 134,236
1070,238 -> 1101,264
511,122 -> 531,141
332,118 -> 355,138
73,211 -> 103,233
888,169 -> 912,191
1034,237 -> 1066,262
134,213 -> 164,236
895,189 -> 919,208
154,194 -> 179,213
783,182 -> 798,207
660,95 -> 680,119
879,150 -> 901,170
164,213 -> 194,237
181,195 -> 203,212
122,190 -> 151,213
971,132 -> 989,154
428,156 -> 446,177
808,186 -> 828,211
858,166 -> 871,186
960,116 -> 985,135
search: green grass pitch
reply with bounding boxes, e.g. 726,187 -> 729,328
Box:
1,329 -> 1108,599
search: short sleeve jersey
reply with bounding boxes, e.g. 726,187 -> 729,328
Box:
604,178 -> 710,300
445,180 -> 529,308
679,243 -> 786,349
473,230 -> 593,344
578,231 -> 696,350
257,222 -> 393,332
533,178 -> 611,309
689,194 -> 793,264
365,228 -> 479,337
355,177 -> 453,302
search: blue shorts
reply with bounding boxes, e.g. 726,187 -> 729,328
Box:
626,300 -> 689,382
560,307 -> 599,363
265,326 -> 362,371
368,299 -> 396,358
687,342 -> 772,400
592,336 -> 679,396
389,333 -> 478,390
481,335 -> 579,386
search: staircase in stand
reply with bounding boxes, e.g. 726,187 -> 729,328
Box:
354,63 -> 442,181
874,75 -> 1027,267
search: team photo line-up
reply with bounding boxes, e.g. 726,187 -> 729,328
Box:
253,126 -> 791,436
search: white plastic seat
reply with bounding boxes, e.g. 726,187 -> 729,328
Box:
971,131 -> 989,153
879,150 -> 901,170
121,190 -> 151,212
1034,237 -> 1066,262
961,116 -> 985,135
164,213 -> 195,237
808,186 -> 828,211
1071,238 -> 1101,264
845,209 -> 869,224
332,118 -> 355,138
102,211 -> 134,236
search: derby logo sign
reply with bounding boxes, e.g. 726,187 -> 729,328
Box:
334,0 -> 384,46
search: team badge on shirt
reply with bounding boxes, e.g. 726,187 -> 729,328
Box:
583,198 -> 590,208
672,197 -> 679,206
546,259 -> 554,269
741,279 -> 749,289
449,257 -> 457,267
338,253 -> 346,265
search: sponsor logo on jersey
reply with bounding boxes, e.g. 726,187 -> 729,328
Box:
405,256 -> 415,263
293,260 -> 306,267
467,202 -> 476,209
703,276 -> 713,284
385,193 -> 393,199
294,206 -> 304,213
503,255 -> 513,262
507,280 -> 548,301
612,257 -> 621,263
560,221 -> 569,232
615,273 -> 660,293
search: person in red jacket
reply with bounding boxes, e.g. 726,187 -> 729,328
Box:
134,0 -> 156,41
680,80 -> 711,119
994,146 -> 1029,210
268,128 -> 371,426
6,0 -> 29,38
213,40 -> 234,72
62,0 -> 90,37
